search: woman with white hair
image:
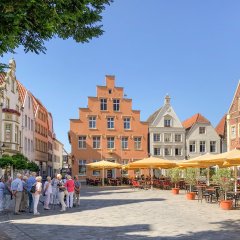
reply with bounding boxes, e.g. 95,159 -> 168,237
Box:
33,176 -> 42,215
65,175 -> 75,208
3,176 -> 12,211
57,174 -> 66,212
43,176 -> 52,210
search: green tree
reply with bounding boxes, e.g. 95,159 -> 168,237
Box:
0,0 -> 112,56
27,161 -> 40,172
12,154 -> 28,170
0,154 -> 13,168
168,168 -> 182,188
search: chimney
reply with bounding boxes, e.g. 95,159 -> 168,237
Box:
105,75 -> 115,89
164,94 -> 171,105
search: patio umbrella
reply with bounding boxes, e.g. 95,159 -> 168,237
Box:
87,160 -> 122,186
128,157 -> 177,189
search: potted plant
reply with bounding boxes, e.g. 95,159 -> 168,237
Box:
212,168 -> 234,210
168,168 -> 181,194
185,168 -> 197,200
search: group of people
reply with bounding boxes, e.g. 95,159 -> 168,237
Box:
0,172 -> 81,216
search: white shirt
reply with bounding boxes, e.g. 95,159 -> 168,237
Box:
44,181 -> 52,194
35,182 -> 42,195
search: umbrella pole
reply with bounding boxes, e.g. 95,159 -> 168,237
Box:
234,166 -> 237,193
150,167 -> 153,190
102,167 -> 105,187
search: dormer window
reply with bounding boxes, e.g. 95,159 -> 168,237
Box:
164,117 -> 172,127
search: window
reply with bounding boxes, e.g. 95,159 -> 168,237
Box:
164,118 -> 171,127
28,117 -> 31,130
200,141 -> 206,153
175,148 -> 182,156
164,148 -> 171,156
164,133 -> 171,142
28,139 -> 30,152
93,136 -> 101,149
175,134 -> 182,142
199,127 -> 206,134
121,137 -> 128,149
15,126 -> 18,143
231,126 -> 236,138
113,99 -> 120,111
189,141 -> 196,153
92,160 -> 100,176
31,140 -> 34,152
100,98 -> 107,111
134,137 -> 142,150
153,133 -> 161,142
78,160 -> 87,176
107,137 -> 115,149
31,120 -> 34,131
25,115 -> 27,128
89,116 -> 96,129
11,79 -> 15,92
154,148 -> 161,156
124,117 -> 131,130
24,137 -> 27,152
107,117 -> 114,129
5,124 -> 12,141
6,98 -> 10,108
78,136 -> 86,149
210,141 -> 216,153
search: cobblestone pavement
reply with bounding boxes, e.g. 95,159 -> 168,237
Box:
1,186 -> 240,240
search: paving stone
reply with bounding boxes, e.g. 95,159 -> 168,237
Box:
0,186 -> 240,239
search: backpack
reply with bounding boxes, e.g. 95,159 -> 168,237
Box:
30,184 -> 36,193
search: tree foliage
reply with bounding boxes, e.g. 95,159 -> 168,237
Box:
12,154 -> 28,170
0,0 -> 112,56
27,161 -> 40,172
0,154 -> 13,168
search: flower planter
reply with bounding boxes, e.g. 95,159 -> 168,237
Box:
172,188 -> 180,195
220,200 -> 233,210
186,192 -> 196,200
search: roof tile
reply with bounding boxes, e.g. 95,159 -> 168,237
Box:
182,113 -> 210,129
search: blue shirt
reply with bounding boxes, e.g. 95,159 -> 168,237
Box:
11,178 -> 23,192
26,176 -> 36,191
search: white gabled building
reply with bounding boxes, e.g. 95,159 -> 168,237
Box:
17,81 -> 35,162
182,113 -> 221,159
147,95 -> 185,160
0,59 -> 22,155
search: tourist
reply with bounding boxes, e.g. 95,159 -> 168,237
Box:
73,175 -> 81,207
43,176 -> 52,210
65,175 -> 74,208
0,177 -> 5,212
33,176 -> 42,216
11,173 -> 23,215
20,176 -> 28,212
57,174 -> 66,212
3,176 -> 12,211
50,173 -> 59,205
26,172 -> 36,213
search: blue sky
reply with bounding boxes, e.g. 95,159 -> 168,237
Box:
1,1 -> 240,152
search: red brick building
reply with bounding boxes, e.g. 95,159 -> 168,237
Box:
227,81 -> 240,150
69,76 -> 148,181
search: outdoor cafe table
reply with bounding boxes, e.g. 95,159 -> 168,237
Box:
227,191 -> 240,208
205,188 -> 216,203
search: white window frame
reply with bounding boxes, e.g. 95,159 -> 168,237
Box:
93,136 -> 101,149
89,116 -> 96,129
113,99 -> 120,112
124,117 -> 131,130
210,141 -> 216,153
134,137 -> 142,150
100,98 -> 107,111
92,160 -> 100,176
154,147 -> 161,156
175,147 -> 182,156
174,134 -> 182,142
164,147 -> 172,156
189,141 -> 196,153
121,137 -> 128,149
199,127 -> 206,134
107,137 -> 115,149
231,125 -> 236,139
153,133 -> 161,142
200,141 -> 206,153
107,117 -> 114,129
78,136 -> 87,149
78,160 -> 87,176
164,133 -> 171,143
